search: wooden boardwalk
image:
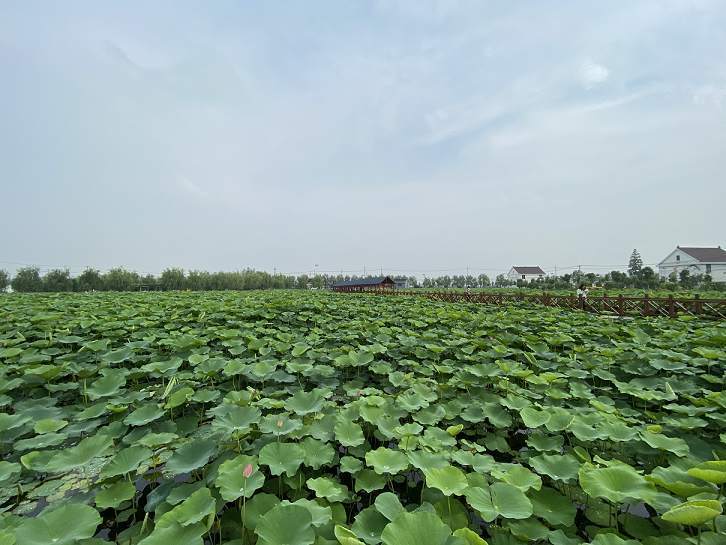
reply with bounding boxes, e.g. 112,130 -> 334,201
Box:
371,290 -> 726,319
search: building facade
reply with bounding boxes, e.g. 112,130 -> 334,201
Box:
657,246 -> 726,282
507,266 -> 545,282
331,276 -> 395,292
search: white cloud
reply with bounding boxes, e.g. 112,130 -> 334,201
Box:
580,60 -> 610,88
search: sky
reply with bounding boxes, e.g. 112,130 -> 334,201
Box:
1,0 -> 725,279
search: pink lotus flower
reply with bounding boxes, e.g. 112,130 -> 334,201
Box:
243,463 -> 254,478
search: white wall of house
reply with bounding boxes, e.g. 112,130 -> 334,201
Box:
507,268 -> 544,282
658,248 -> 726,281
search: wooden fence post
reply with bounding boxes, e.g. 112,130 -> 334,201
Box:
643,294 -> 650,316
668,295 -> 675,317
694,294 -> 702,315
618,295 -> 624,316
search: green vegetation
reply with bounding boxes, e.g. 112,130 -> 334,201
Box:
0,291 -> 724,545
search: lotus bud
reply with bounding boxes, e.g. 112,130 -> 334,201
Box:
243,463 -> 254,478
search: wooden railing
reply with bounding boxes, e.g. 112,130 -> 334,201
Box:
367,290 -> 726,319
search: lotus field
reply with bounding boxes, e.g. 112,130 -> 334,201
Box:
1,291 -> 725,545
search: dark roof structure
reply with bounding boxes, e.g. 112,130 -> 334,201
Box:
511,266 -> 545,275
678,246 -> 726,263
331,276 -> 394,288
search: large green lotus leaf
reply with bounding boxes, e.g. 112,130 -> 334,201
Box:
365,448 -> 409,475
340,456 -> 364,474
166,482 -> 205,506
14,503 -> 101,545
335,524 -> 366,545
14,432 -> 68,451
434,497 -> 469,531
242,493 -> 280,531
506,517 -> 550,541
215,455 -> 264,501
335,419 -> 365,447
424,465 -> 468,496
137,521 -> 206,545
0,413 -> 30,430
380,511 -> 451,545
100,445 -> 152,478
519,407 -> 550,428
300,437 -> 335,469
137,432 -> 179,448
526,432 -> 564,452
45,434 -> 113,473
374,492 -> 405,522
0,462 -> 21,484
589,533 -> 644,545
123,404 -> 166,427
490,482 -> 533,519
0,346 -> 23,359
452,528 -> 488,545
352,506 -> 388,544
95,479 -> 136,509
640,431 -> 689,457
255,504 -> 315,545
542,408 -> 574,432
355,469 -> 387,493
86,371 -> 126,399
286,498 -> 332,527
213,405 -> 262,433
529,453 -> 580,482
33,418 -> 68,434
101,347 -> 133,364
547,529 -> 583,545
529,486 -> 576,526
288,389 -> 328,415
464,487 -> 497,522
164,387 -> 194,409
307,477 -> 350,502
259,442 -> 305,476
661,500 -> 722,526
501,465 -> 542,492
165,439 -> 217,475
157,487 -> 216,528
687,461 -> 726,485
579,463 -> 658,504
407,450 -> 449,471
259,413 -> 303,436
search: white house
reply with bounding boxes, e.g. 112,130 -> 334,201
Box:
657,246 -> 726,282
507,266 -> 545,282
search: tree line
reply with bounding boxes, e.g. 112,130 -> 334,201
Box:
0,267 -> 419,293
0,249 -> 721,293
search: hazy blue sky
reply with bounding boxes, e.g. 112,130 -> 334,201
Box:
1,1 -> 724,278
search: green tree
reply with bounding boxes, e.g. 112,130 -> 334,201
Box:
160,268 -> 186,291
102,268 -> 140,291
77,268 -> 103,291
11,267 -> 43,292
628,249 -> 643,277
43,269 -> 73,291
679,269 -> 691,287
0,269 -> 9,292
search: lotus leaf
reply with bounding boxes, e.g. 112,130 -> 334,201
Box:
14,503 -> 101,545
216,455 -> 265,501
661,499 -> 722,526
365,447 -> 409,475
380,511 -> 452,545
424,465 -> 469,496
255,504 -> 315,545
259,442 -> 306,476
